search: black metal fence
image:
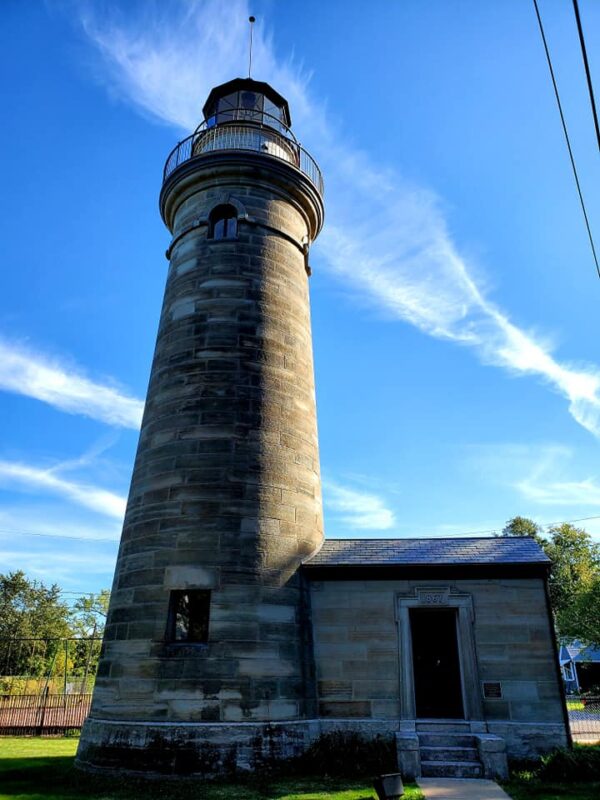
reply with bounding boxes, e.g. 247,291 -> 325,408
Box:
0,637 -> 99,735
568,696 -> 600,743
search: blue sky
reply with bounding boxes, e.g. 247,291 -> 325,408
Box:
1,0 -> 600,595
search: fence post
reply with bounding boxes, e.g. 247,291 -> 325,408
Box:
63,639 -> 68,709
36,685 -> 49,736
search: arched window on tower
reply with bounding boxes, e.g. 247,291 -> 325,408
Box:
208,204 -> 238,240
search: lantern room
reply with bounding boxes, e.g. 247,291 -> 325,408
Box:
202,77 -> 292,132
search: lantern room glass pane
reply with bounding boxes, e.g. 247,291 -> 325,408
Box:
240,91 -> 263,123
217,92 -> 238,122
263,98 -> 282,122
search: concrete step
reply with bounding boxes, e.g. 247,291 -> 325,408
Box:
416,720 -> 471,733
418,732 -> 476,748
421,760 -> 483,779
420,746 -> 479,763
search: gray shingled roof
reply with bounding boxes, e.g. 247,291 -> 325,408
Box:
304,536 -> 550,567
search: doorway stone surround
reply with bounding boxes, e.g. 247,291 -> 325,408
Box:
396,587 -> 484,728
394,588 -> 507,780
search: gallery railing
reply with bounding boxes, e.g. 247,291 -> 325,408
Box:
567,695 -> 600,742
163,110 -> 323,197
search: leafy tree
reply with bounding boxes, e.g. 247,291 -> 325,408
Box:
0,572 -> 111,691
545,524 -> 600,643
0,571 -> 72,677
69,590 -> 110,687
501,517 -> 600,645
69,590 -> 110,637
544,524 -> 600,604
569,580 -> 600,645
501,515 -> 545,544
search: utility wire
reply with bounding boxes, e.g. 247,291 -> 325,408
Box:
0,527 -> 118,543
532,0 -> 600,279
572,0 -> 600,152
0,514 -> 599,546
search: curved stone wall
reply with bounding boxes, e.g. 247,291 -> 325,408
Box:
77,152 -> 324,770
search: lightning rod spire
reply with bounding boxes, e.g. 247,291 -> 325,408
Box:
248,16 -> 255,78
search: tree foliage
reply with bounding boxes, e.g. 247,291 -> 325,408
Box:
0,571 -> 71,643
502,515 -> 545,544
69,590 -> 110,637
0,571 -> 109,689
501,517 -> 600,645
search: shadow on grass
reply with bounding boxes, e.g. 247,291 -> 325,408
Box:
0,737 -> 427,800
0,755 -> 389,800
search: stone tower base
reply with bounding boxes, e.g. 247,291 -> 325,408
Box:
76,718 -> 320,776
77,715 -> 567,778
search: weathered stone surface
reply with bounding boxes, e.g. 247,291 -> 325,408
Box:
310,577 -> 567,758
487,721 -> 569,759
78,98 -> 324,774
77,718 -> 320,775
475,734 -> 509,780
396,731 -> 421,780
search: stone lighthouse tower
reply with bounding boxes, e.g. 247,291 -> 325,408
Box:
77,77 -> 324,774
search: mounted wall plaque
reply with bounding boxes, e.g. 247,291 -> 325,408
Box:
482,681 -> 503,699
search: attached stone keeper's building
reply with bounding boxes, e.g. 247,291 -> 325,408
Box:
76,76 -> 570,780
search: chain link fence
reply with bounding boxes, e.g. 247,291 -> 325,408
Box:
567,696 -> 600,743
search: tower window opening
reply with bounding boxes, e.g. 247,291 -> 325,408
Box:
209,204 -> 238,240
167,589 -> 211,643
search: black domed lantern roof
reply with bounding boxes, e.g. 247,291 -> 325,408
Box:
202,77 -> 292,129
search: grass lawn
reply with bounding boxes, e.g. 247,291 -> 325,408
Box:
503,780 -> 600,800
0,737 -> 424,800
566,700 -> 584,711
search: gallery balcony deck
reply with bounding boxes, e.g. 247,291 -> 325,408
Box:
163,109 -> 323,197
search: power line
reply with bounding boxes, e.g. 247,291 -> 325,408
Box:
572,0 -> 600,152
0,514 -> 598,551
0,527 -> 118,543
419,514 -> 600,539
532,0 -> 600,279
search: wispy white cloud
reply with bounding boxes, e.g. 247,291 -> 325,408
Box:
0,337 -> 144,429
469,442 -> 600,509
318,166 -> 600,440
517,478 -> 600,506
0,545 -> 117,588
510,444 -> 600,507
323,479 -> 395,531
0,505 -> 121,542
76,0 -> 600,441
77,0 -> 312,134
0,459 -> 126,520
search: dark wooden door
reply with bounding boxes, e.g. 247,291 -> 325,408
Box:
410,608 -> 464,719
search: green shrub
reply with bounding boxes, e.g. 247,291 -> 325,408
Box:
507,757 -> 541,780
295,731 -> 397,778
538,746 -> 600,782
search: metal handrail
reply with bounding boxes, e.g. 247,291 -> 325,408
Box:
194,108 -> 299,143
163,110 -> 323,196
